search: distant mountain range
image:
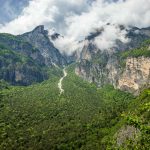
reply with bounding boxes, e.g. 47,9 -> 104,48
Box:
0,24 -> 150,93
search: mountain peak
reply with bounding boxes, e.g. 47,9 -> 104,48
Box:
19,25 -> 67,66
33,25 -> 48,35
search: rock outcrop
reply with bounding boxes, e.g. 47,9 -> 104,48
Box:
76,26 -> 150,94
118,57 -> 150,94
19,25 -> 67,66
76,54 -> 150,95
0,32 -> 48,85
0,33 -> 45,66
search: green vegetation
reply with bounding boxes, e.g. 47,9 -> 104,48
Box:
0,65 -> 135,150
0,33 -> 38,53
0,48 -> 48,85
102,89 -> 150,150
0,80 -> 10,90
91,51 -> 108,66
0,33 -> 20,41
0,48 -> 32,64
117,40 -> 150,68
142,39 -> 150,46
119,39 -> 150,59
120,47 -> 150,59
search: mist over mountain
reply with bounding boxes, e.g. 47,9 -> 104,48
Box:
0,0 -> 150,55
0,0 -> 150,149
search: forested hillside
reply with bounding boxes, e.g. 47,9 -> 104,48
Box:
0,65 -> 135,150
102,89 -> 150,150
0,33 -> 48,85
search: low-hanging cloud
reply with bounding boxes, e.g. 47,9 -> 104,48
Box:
94,24 -> 130,50
0,0 -> 89,34
0,0 -> 150,54
51,35 -> 84,55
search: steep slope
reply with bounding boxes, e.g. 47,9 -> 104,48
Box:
0,34 -> 48,85
76,26 -> 150,94
76,42 -> 150,95
102,89 -> 150,150
0,48 -> 48,86
117,44 -> 150,94
19,25 -> 67,66
0,33 -> 45,66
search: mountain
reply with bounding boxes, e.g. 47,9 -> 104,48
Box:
0,33 -> 48,85
0,25 -> 150,149
0,25 -> 150,89
0,26 -> 69,85
19,25 -> 67,66
102,88 -> 150,149
76,26 -> 150,95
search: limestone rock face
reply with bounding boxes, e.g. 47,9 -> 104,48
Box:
76,26 -> 150,94
75,54 -> 119,87
76,55 -> 150,95
118,57 -> 150,94
0,31 -> 48,86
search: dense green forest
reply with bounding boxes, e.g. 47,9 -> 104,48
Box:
103,89 -> 150,150
1,64 -> 148,150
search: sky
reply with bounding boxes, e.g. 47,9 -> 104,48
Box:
0,0 -> 150,54
0,0 -> 29,24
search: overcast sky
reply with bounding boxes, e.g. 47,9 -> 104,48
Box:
0,0 -> 29,24
1,0 -> 150,35
0,0 -> 150,54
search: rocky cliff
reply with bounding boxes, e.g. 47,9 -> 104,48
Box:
117,56 -> 150,94
76,52 -> 150,95
19,25 -> 67,66
76,26 -> 150,94
0,25 -> 70,85
0,48 -> 48,86
0,33 -> 48,85
0,33 -> 45,66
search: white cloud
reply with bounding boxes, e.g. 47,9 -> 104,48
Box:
65,0 -> 150,39
50,34 -> 84,55
94,24 -> 129,50
0,0 -> 89,35
0,0 -> 150,54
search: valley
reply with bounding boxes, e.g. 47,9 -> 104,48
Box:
0,65 -> 132,149
0,25 -> 150,150
0,65 -> 149,150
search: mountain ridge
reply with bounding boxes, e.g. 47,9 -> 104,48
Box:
0,24 -> 150,149
76,26 -> 150,94
19,25 -> 67,67
0,25 -> 150,92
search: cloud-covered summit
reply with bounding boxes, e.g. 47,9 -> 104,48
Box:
0,0 -> 150,55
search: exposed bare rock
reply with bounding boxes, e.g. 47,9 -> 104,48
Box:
19,25 -> 67,66
118,57 -> 150,94
76,26 -> 150,94
115,125 -> 141,147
